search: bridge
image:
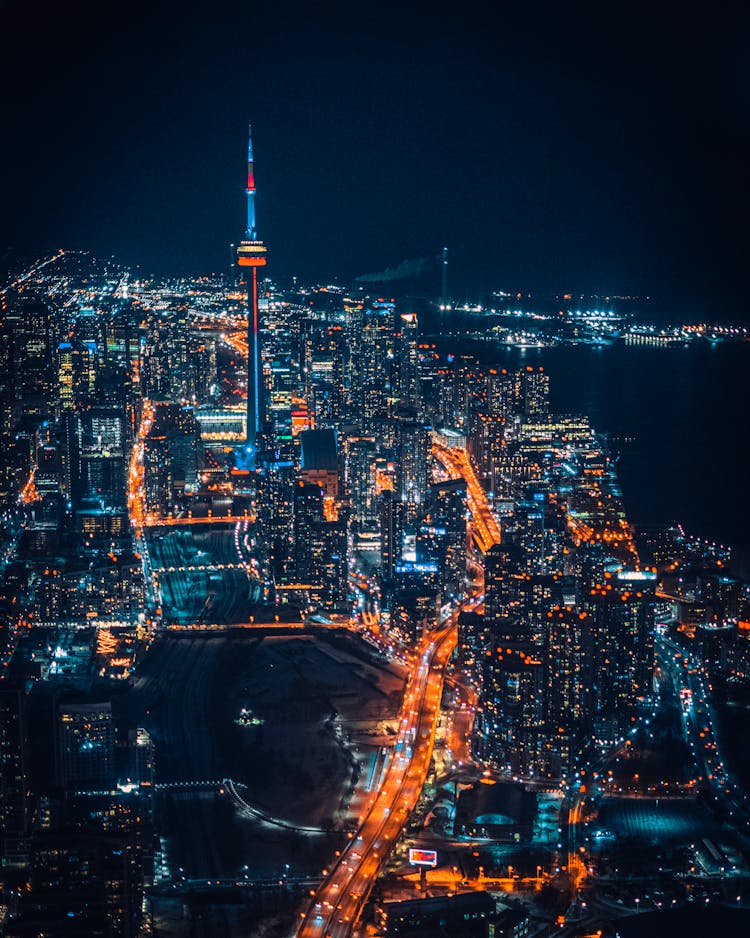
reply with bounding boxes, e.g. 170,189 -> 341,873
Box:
150,873 -> 322,896
224,778 -> 331,835
163,617 -> 357,634
144,509 -> 255,528
154,778 -> 223,792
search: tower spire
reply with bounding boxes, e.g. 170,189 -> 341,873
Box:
245,123 -> 257,240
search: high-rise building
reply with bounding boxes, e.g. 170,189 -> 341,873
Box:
481,611 -> 545,776
299,428 -> 339,499
424,479 -> 467,598
0,686 -> 30,866
73,405 -> 128,510
521,366 -> 550,417
396,312 -> 420,408
543,607 -> 589,775
344,433 -> 377,525
56,702 -> 115,788
583,570 -> 656,742
396,419 -> 431,526
293,481 -> 325,586
358,300 -> 396,437
379,489 -> 398,580
258,460 -> 296,584
5,294 -> 56,425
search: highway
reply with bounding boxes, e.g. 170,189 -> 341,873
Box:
296,617 -> 459,938
223,330 -> 249,359
127,400 -> 154,536
656,629 -> 745,816
443,676 -> 477,770
432,443 -> 501,553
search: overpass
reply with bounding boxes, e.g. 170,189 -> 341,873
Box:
432,442 -> 501,553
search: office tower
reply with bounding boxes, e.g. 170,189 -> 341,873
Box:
426,479 -> 468,598
468,412 -> 505,484
345,433 -> 377,526
57,338 -> 97,411
584,571 -> 656,742
483,541 -> 523,622
142,315 -> 171,399
56,702 -> 115,787
299,428 -> 339,499
379,489 -> 398,580
396,312 -> 420,408
0,312 -> 13,430
481,611 -> 545,776
396,419 -> 431,527
12,788 -> 151,938
293,482 -> 325,584
390,584 -> 439,644
128,728 -> 156,789
300,319 -> 347,429
236,123 -> 268,457
521,366 -> 550,416
343,297 -> 364,411
480,536 -> 551,775
516,489 -> 549,575
359,299 -> 396,436
309,515 -> 349,611
543,607 -> 589,776
258,460 -> 296,584
74,405 -> 128,510
5,294 -> 56,425
486,368 -> 516,419
0,686 -> 30,866
292,481 -> 346,610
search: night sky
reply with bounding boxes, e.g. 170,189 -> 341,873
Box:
1,1 -> 748,316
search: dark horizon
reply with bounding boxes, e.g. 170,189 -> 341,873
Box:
1,2 -> 749,317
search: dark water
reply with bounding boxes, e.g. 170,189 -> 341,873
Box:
450,340 -> 750,568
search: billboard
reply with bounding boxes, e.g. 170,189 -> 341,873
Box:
408,848 -> 437,868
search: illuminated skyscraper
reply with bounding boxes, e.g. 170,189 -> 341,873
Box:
237,124 -> 268,458
396,419 -> 430,524
359,300 -> 395,437
56,702 -> 115,788
396,312 -> 420,408
521,366 -> 550,417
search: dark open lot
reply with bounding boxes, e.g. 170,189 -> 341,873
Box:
115,631 -> 404,880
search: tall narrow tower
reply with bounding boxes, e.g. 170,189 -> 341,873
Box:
237,123 -> 268,454
441,245 -> 448,307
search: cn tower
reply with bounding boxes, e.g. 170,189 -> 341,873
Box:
237,123 -> 268,456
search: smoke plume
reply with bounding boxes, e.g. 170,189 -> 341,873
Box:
354,255 -> 437,284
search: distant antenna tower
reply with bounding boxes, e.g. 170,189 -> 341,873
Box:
441,246 -> 448,307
